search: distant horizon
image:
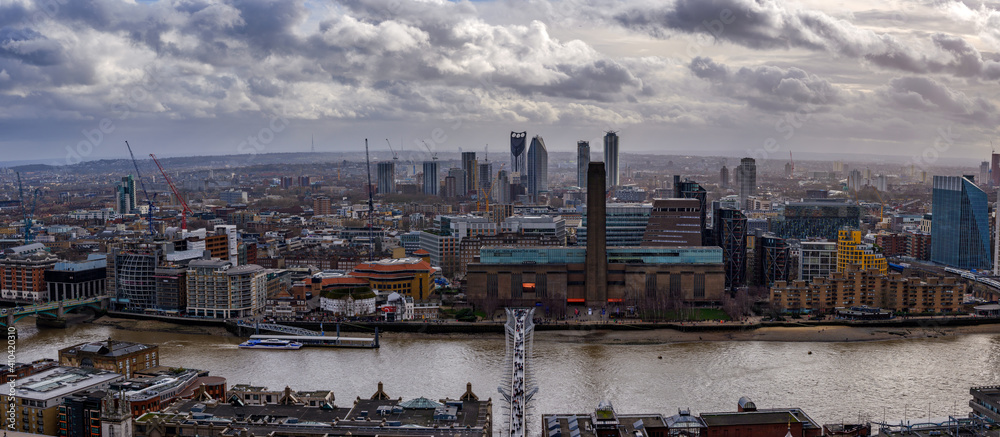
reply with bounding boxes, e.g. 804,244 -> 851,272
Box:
2,0 -> 998,165
1,147 -> 985,170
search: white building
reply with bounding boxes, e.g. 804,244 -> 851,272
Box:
185,260 -> 266,318
320,293 -> 376,316
379,292 -> 414,321
220,190 -> 248,204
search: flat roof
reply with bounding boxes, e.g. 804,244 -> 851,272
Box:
16,367 -> 122,401
700,411 -> 799,427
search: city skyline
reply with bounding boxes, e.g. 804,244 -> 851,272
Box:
1,0 -> 999,164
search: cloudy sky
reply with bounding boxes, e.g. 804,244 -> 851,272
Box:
1,0 -> 999,166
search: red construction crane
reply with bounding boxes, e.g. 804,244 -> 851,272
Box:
149,153 -> 193,230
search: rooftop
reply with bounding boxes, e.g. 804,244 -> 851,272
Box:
16,366 -> 122,401
60,339 -> 156,358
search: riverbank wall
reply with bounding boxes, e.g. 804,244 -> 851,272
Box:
97,311 -> 1000,336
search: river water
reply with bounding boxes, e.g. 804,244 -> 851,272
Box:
15,322 -> 1000,436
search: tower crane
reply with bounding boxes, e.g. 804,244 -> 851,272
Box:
16,172 -> 41,242
365,139 -> 377,261
478,163 -> 505,214
386,138 -> 399,162
420,140 -> 439,161
149,153 -> 193,231
125,141 -> 155,236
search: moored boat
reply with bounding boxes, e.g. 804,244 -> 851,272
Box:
238,338 -> 304,350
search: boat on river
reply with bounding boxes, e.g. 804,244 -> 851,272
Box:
238,338 -> 304,350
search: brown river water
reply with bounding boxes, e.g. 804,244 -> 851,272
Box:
14,322 -> 1000,436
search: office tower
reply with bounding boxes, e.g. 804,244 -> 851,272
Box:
422,161 -> 440,196
737,158 -> 756,208
836,229 -> 887,274
785,162 -> 793,178
461,152 -> 478,197
770,199 -> 861,240
673,176 -> 709,245
931,175 -> 991,269
448,167 -> 466,197
720,166 -> 729,189
376,161 -> 395,195
496,170 -> 510,204
714,208 -> 747,289
990,153 -> 1000,188
754,232 -> 789,286
577,203 -> 651,247
585,162 -> 607,306
577,141 -> 590,188
478,162 -> 493,201
603,131 -> 620,188
980,161 -> 989,186
992,154 -> 1000,187
511,131 -> 527,175
109,246 -> 159,311
117,175 -> 136,214
443,175 -> 457,198
526,136 -> 548,202
847,169 -> 864,191
313,196 -> 331,216
641,198 -> 702,246
874,174 -> 887,192
799,240 -> 837,283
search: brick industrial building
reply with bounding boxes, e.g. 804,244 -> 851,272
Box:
466,162 -> 725,310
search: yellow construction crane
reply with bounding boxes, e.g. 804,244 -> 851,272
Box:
478,163 -> 505,214
873,188 -> 885,222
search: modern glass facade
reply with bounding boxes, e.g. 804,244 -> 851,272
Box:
931,175 -> 991,269
479,246 -> 722,265
604,132 -> 620,188
577,141 -> 590,189
771,200 -> 861,240
714,208 -> 747,289
422,161 -> 439,196
799,240 -> 836,282
577,203 -> 652,247
527,136 -> 548,202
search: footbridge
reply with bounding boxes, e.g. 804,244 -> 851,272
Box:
498,308 -> 537,437
234,319 -> 324,336
0,296 -> 109,327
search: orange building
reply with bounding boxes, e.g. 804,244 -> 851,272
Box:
204,234 -> 229,260
350,258 -> 438,301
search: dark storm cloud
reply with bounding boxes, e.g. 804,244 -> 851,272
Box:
615,0 -> 1000,81
0,27 -> 66,66
879,76 -> 998,123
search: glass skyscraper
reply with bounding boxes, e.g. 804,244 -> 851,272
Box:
526,135 -> 548,202
510,131 -> 527,175
577,141 -> 590,189
422,161 -> 439,196
603,131 -> 619,188
931,175 -> 991,269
